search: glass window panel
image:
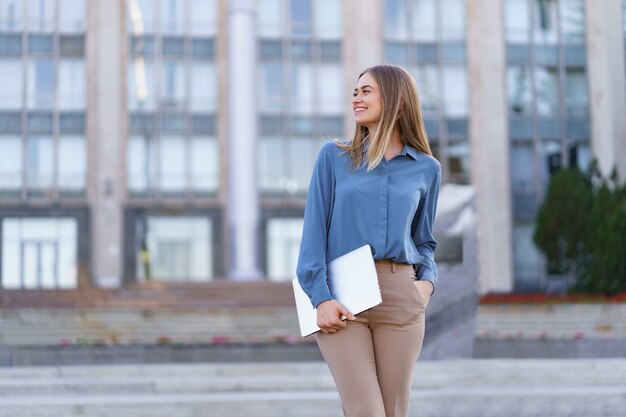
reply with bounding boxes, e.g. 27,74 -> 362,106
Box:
442,42 -> 466,62
190,0 -> 217,36
293,115 -> 313,136
259,62 -> 284,111
560,0 -> 585,42
260,115 -> 284,135
384,0 -> 408,40
291,63 -> 313,114
58,136 -> 85,190
423,118 -> 439,136
385,42 -> 408,65
192,38 -> 214,58
567,117 -> 589,139
511,142 -> 536,189
190,62 -> 216,112
190,137 -> 218,192
162,37 -> 185,55
320,116 -> 343,138
260,40 -> 282,59
447,141 -> 470,181
564,45 -> 586,66
535,45 -> 558,65
314,0 -> 342,40
130,35 -> 154,56
0,59 -> 22,109
412,65 -> 439,113
258,0 -> 282,38
57,219 -> 78,288
533,0 -> 558,44
289,137 -> 315,194
258,137 -> 284,192
446,118 -> 468,137
441,0 -> 465,41
162,113 -> 186,133
59,59 -> 86,110
569,141 -> 591,172
128,135 -> 156,192
0,33 -> 22,55
266,218 -> 304,281
415,43 -> 437,62
160,136 -> 186,191
539,118 -> 561,138
161,0 -> 184,35
506,44 -> 531,64
535,67 -> 559,115
442,66 -> 468,117
0,0 -> 23,31
540,139 -> 561,186
130,113 -> 155,135
160,61 -> 186,109
509,117 -> 533,139
139,216 -> 212,281
565,68 -> 587,116
291,40 -> 311,60
513,222 -> 543,289
28,0 -> 54,32
290,0 -> 311,36
191,114 -> 215,135
59,35 -> 85,56
59,0 -> 86,33
318,63 -> 343,114
0,135 -> 22,189
28,34 -> 53,53
128,58 -> 155,110
0,111 -> 21,133
28,59 -> 55,109
27,112 -> 53,133
507,66 -> 532,115
60,112 -> 85,134
27,136 -> 54,189
128,0 -> 156,34
505,0 -> 530,42
513,192 -> 538,218
411,0 -> 436,41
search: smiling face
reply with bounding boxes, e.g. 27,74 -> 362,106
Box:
352,71 -> 383,131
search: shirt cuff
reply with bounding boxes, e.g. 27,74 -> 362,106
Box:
310,285 -> 333,308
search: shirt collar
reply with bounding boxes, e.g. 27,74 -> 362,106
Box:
361,140 -> 420,161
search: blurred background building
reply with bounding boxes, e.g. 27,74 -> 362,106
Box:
0,0 -> 624,298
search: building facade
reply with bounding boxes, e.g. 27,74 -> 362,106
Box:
0,0 -> 624,294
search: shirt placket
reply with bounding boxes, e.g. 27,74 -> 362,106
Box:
378,160 -> 389,253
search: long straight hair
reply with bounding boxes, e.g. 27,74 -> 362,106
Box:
337,65 -> 433,171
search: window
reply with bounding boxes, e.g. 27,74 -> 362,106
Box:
1,217 -> 78,289
257,0 -> 344,197
384,0 -> 470,184
266,218 -> 304,281
126,0 -> 218,198
135,216 -> 213,281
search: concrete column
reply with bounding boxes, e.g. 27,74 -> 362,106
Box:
227,0 -> 261,280
586,0 -> 626,180
343,0 -> 384,136
87,0 -> 126,288
467,0 -> 514,292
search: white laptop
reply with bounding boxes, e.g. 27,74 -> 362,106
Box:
292,244 -> 382,337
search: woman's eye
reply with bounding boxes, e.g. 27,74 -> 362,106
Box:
352,92 -> 357,97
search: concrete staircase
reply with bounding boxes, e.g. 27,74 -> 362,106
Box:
0,359 -> 625,417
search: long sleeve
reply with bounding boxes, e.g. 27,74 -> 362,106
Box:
411,163 -> 441,292
296,144 -> 335,308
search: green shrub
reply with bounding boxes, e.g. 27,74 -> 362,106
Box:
534,161 -> 626,295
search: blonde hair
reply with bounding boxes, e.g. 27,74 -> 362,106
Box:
336,65 -> 433,171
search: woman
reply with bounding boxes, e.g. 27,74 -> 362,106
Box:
296,64 -> 441,417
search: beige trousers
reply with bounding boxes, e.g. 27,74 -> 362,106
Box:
316,260 -> 427,417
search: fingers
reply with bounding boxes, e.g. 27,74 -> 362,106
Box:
316,300 -> 354,334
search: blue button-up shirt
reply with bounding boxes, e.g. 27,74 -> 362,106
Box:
296,140 -> 442,307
